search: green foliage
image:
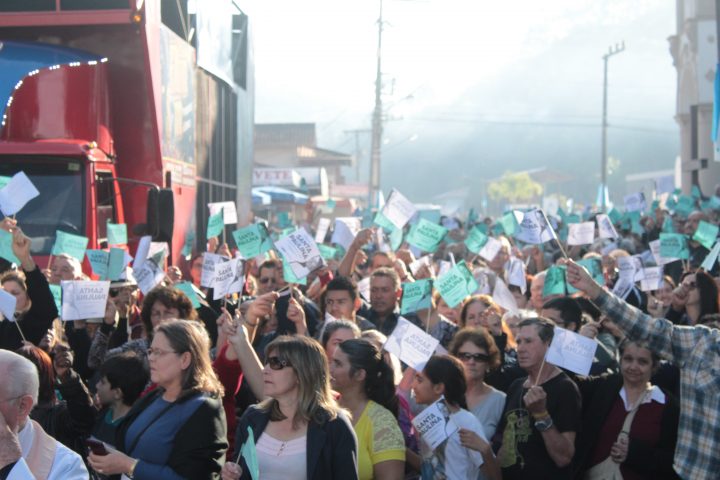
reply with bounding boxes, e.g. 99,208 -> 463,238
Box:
487,171 -> 543,204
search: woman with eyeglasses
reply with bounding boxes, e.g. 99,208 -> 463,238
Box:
329,338 -> 405,480
449,328 -> 506,440
665,270 -> 718,326
221,325 -> 358,480
88,320 -> 228,479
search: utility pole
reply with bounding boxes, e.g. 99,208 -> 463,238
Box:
368,0 -> 384,209
600,42 -> 625,213
344,129 -> 371,182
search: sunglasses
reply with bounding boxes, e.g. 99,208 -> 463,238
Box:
109,288 -> 120,297
259,277 -> 275,285
265,356 -> 291,370
457,352 -> 490,363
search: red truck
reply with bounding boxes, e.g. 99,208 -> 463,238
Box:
0,0 -> 253,268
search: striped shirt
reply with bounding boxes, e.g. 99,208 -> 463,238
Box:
594,290 -> 720,480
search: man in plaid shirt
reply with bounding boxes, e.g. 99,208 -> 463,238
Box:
567,260 -> 719,480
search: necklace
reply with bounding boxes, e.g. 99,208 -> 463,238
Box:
277,441 -> 287,456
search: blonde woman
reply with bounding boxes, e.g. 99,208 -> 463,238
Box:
223,331 -> 358,480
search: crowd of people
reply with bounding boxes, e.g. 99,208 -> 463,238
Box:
0,190 -> 717,480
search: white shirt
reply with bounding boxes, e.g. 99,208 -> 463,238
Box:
16,420 -> 88,480
420,408 -> 486,480
619,385 -> 666,411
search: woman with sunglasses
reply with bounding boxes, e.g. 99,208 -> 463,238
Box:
449,328 -> 506,440
330,338 -> 405,480
88,320 -> 228,479
222,325 -> 358,480
665,270 -> 718,325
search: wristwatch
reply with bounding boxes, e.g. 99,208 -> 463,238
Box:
534,415 -> 554,432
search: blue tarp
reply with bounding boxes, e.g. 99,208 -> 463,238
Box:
0,41 -> 103,123
253,186 -> 308,205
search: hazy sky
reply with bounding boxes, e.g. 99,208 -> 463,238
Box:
245,0 -> 678,203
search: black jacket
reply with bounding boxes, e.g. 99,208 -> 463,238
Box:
115,388 -> 228,480
0,266 -> 57,351
572,373 -> 680,479
233,405 -> 359,480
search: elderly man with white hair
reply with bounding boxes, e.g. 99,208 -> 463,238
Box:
0,350 -> 87,479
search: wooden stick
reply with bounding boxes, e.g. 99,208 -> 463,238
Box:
425,307 -> 432,333
533,356 -> 546,387
15,321 -> 26,343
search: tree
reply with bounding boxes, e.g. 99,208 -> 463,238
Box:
487,171 -> 543,204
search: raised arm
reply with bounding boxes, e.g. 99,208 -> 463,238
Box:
337,228 -> 373,278
566,259 -> 704,364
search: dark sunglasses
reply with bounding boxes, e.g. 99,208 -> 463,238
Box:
109,288 -> 120,297
457,352 -> 490,363
265,356 -> 291,370
259,277 -> 275,285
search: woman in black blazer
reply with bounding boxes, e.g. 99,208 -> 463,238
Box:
222,326 -> 358,480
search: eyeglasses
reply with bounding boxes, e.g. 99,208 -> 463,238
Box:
457,352 -> 490,363
147,347 -> 178,358
259,277 -> 276,285
265,356 -> 291,370
109,288 -> 120,297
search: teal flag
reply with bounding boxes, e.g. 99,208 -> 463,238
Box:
86,250 -> 109,279
232,224 -> 273,259
607,208 -> 622,224
373,211 -> 397,232
400,279 -> 433,314
568,258 -> 604,294
565,214 -> 581,224
693,220 -> 719,250
0,230 -> 20,265
52,231 -> 88,261
464,226 -> 488,253
406,218 -> 447,253
281,255 -> 307,285
181,231 -> 195,258
327,199 -> 337,211
674,195 -> 695,218
691,185 -> 702,199
543,265 -> 567,297
662,216 -> 675,233
241,427 -> 260,480
277,211 -> 292,228
659,233 -> 689,259
207,211 -> 224,239
106,223 -> 128,245
499,211 -> 518,236
175,282 -> 201,309
627,211 -> 643,236
390,226 -> 404,251
49,284 -> 62,314
107,248 -> 126,281
435,261 -> 478,308
318,244 -> 339,260
0,176 -> 10,190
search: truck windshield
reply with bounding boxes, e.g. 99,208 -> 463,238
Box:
0,158 -> 84,255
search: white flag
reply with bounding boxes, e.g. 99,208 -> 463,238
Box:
506,257 -> 527,294
567,222 -> 595,246
381,189 -> 417,229
623,192 -> 646,213
0,171 -> 40,216
314,218 -> 331,244
274,228 -> 325,280
514,209 -> 557,244
208,201 -> 238,225
596,214 -> 618,239
331,217 -> 361,250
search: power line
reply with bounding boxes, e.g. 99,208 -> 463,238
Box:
402,117 -> 675,133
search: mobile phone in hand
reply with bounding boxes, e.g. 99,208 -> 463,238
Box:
85,438 -> 108,456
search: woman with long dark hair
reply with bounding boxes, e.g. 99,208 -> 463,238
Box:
666,270 -> 718,325
411,355 -> 500,480
330,338 -> 405,480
